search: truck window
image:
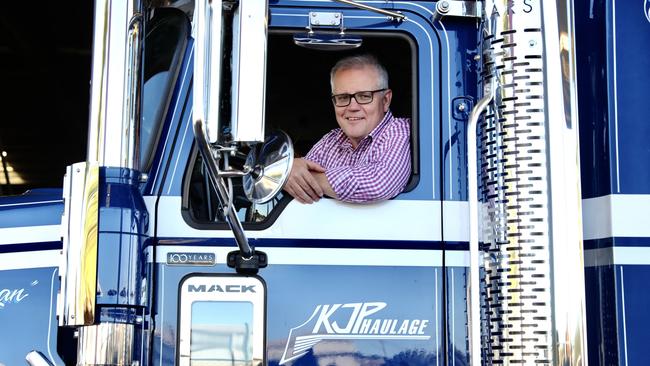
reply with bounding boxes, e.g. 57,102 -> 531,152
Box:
183,32 -> 416,227
140,8 -> 189,172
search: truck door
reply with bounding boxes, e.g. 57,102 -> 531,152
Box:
145,1 -> 468,365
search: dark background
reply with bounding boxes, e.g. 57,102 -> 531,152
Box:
0,3 -> 93,195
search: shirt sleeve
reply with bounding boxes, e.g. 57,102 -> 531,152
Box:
326,121 -> 411,203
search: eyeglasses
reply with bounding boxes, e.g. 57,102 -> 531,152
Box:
331,88 -> 387,107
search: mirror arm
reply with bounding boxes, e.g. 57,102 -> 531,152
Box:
193,119 -> 254,259
332,0 -> 405,22
219,167 -> 252,178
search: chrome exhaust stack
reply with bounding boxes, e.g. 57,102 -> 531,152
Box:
467,0 -> 587,364
58,0 -> 146,364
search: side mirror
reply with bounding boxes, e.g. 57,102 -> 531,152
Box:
194,0 -> 268,145
243,131 -> 294,204
192,0 -> 292,273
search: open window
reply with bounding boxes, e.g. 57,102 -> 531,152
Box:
182,31 -> 418,228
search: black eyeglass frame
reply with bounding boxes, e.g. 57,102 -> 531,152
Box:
330,88 -> 388,107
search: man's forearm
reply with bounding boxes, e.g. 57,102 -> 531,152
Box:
312,172 -> 338,199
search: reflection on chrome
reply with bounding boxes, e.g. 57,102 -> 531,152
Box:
59,162 -> 99,326
77,323 -> 135,365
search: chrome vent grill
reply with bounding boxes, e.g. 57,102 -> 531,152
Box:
478,1 -> 553,363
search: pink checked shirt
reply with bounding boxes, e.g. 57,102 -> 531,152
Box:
305,110 -> 411,203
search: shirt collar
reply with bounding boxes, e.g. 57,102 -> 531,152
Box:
367,110 -> 394,140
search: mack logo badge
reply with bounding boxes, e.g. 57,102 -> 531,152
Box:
280,302 -> 431,364
167,252 -> 215,266
188,284 -> 256,293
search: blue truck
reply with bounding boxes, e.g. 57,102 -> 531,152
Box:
1,0 -> 648,365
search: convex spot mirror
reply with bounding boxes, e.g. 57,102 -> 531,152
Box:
243,131 -> 294,204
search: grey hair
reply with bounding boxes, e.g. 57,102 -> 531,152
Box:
330,54 -> 389,93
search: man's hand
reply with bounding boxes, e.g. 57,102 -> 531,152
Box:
284,158 -> 326,203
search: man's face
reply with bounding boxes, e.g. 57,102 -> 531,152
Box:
332,66 -> 392,148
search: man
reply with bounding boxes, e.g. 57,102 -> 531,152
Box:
284,54 -> 411,203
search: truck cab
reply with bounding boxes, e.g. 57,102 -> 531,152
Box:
1,1 -> 649,365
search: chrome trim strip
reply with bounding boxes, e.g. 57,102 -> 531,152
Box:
543,0 -> 588,363
59,162 -> 99,326
87,0 -> 144,168
230,0 -> 268,143
193,0 -> 223,143
122,7 -> 144,170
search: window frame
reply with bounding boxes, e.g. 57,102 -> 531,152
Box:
181,29 -> 420,231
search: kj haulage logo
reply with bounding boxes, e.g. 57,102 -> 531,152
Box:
280,301 -> 431,365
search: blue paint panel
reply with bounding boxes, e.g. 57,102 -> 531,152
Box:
610,3 -> 650,195
96,167 -> 149,308
440,18 -> 479,202
575,0 -> 611,198
617,265 -> 650,366
0,189 -> 63,228
576,0 -> 650,197
584,237 -> 650,250
0,188 -> 61,204
160,93 -> 194,196
0,267 -> 64,365
584,263 -> 650,366
148,42 -> 194,197
446,266 -> 469,365
151,262 -> 444,366
584,265 -> 619,366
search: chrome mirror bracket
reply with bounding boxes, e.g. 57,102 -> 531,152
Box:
193,120 -> 254,260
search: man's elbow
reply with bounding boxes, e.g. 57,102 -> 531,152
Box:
341,181 -> 408,203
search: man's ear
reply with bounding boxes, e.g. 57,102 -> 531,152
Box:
382,89 -> 393,112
